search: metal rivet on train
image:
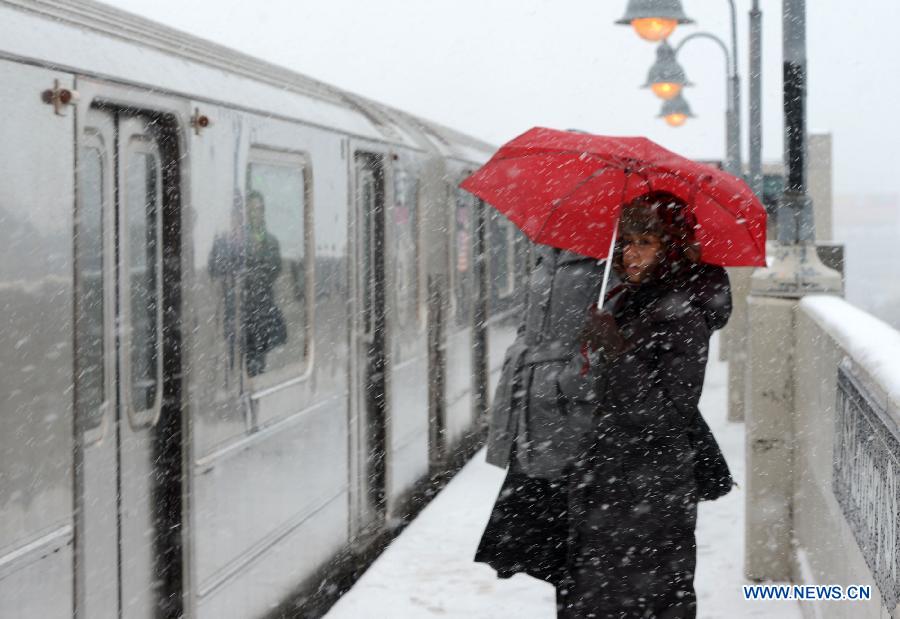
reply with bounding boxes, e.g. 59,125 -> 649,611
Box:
191,107 -> 213,135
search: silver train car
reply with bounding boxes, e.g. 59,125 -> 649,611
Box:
0,1 -> 530,617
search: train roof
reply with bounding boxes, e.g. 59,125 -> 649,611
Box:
0,0 -> 495,162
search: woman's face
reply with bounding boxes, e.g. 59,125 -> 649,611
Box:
620,232 -> 664,283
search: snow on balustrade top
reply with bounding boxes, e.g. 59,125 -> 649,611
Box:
800,295 -> 900,412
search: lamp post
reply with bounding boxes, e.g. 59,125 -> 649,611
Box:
780,0 -> 815,246
617,0 -> 743,178
748,0 -> 763,197
643,33 -> 738,177
744,0 -> 841,583
760,0 -> 840,262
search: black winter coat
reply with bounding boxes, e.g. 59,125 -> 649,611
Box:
476,264 -> 733,619
590,264 -> 733,500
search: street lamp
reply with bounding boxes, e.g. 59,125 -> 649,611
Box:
615,0 -> 693,42
658,94 -> 694,127
643,40 -> 691,100
617,1 -> 743,178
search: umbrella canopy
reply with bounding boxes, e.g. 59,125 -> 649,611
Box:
460,127 -> 767,267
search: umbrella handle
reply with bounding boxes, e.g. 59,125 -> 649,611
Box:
597,219 -> 618,308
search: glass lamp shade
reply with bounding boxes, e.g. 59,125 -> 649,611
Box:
643,41 -> 690,97
651,82 -> 682,100
665,113 -> 688,127
658,92 -> 694,126
631,17 -> 678,41
616,0 -> 694,40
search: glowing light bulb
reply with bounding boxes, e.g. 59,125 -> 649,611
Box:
651,82 -> 682,100
631,18 -> 678,42
665,113 -> 688,127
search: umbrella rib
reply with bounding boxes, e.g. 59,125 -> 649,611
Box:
693,185 -> 767,258
695,184 -> 751,220
532,166 -> 618,240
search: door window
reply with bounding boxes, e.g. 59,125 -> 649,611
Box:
452,188 -> 474,326
359,167 -> 377,336
489,210 -> 516,304
124,145 -> 162,420
75,144 -> 107,431
391,169 -> 420,329
245,151 -> 311,384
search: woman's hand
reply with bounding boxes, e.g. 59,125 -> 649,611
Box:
579,305 -> 628,360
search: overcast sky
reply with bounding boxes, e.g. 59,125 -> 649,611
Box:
103,0 -> 899,198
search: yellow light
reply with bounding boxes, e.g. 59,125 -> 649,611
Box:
651,82 -> 682,100
631,17 -> 678,42
665,113 -> 688,127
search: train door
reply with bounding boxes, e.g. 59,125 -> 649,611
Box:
383,159 -> 429,513
349,152 -> 388,540
75,107 -> 182,618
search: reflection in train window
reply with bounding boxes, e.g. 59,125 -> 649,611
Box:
452,188 -> 473,327
126,150 -> 162,414
489,210 -> 516,303
75,146 -> 106,430
245,154 -> 310,383
391,168 -> 420,328
359,165 -> 377,337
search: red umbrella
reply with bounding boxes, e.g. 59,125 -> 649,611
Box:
460,127 -> 767,271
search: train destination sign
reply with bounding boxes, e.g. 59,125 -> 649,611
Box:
833,366 -> 900,609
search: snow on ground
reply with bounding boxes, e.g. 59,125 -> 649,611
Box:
325,334 -> 802,618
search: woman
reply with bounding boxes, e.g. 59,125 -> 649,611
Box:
477,191 -> 733,618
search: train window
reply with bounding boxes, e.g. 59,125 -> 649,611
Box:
391,168 -> 421,328
359,166 -> 376,336
245,150 -> 311,384
125,148 -> 163,417
452,187 -> 474,326
489,210 -> 516,303
75,145 -> 106,431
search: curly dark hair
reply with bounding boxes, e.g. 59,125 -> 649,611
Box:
612,190 -> 700,283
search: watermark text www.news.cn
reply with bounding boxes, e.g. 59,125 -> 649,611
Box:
743,584 -> 872,601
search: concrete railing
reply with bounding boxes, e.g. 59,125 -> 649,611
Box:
746,293 -> 900,617
724,244 -> 845,423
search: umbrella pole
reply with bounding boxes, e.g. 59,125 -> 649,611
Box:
597,219 -> 618,308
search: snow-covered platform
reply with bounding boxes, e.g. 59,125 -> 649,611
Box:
325,335 -> 802,618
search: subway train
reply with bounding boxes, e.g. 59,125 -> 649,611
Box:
0,1 -> 531,617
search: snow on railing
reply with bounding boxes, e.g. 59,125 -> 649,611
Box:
800,295 -> 900,412
791,294 -> 900,614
